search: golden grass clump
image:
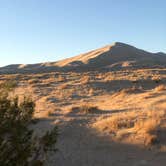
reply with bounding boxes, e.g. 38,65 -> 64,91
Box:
134,118 -> 160,134
93,112 -> 136,132
93,110 -> 164,147
154,84 -> 166,92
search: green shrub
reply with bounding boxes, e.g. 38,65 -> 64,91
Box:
0,81 -> 58,166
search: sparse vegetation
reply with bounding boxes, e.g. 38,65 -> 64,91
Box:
0,67 -> 166,165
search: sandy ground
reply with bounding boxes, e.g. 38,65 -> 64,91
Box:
1,68 -> 166,166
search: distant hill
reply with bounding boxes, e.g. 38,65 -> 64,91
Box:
1,42 -> 166,74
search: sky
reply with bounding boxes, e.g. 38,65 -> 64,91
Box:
0,0 -> 165,67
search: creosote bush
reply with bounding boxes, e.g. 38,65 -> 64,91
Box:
0,81 -> 58,166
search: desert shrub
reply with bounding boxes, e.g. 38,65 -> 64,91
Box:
93,114 -> 135,133
88,88 -> 94,96
58,83 -> 68,90
154,84 -> 166,92
57,75 -> 66,82
28,79 -> 40,84
134,118 -> 160,134
0,81 -> 58,166
119,86 -> 142,94
152,76 -> 161,83
134,116 -> 161,147
0,80 -> 17,91
80,75 -> 90,84
80,104 -> 98,113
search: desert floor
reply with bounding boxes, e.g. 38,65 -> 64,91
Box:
1,68 -> 166,166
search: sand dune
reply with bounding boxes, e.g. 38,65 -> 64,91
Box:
0,42 -> 166,74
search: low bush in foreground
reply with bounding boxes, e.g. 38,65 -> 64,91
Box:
0,81 -> 58,166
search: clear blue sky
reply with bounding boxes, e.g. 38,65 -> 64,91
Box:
0,0 -> 165,66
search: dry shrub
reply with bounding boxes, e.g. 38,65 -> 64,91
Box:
88,88 -> 94,96
93,110 -> 164,147
80,75 -> 90,84
152,76 -> 161,83
131,78 -> 139,83
119,86 -> 142,95
122,61 -> 131,67
146,110 -> 165,119
28,79 -> 40,84
58,83 -> 68,90
134,111 -> 163,147
42,77 -> 56,84
80,104 -> 98,113
96,74 -> 103,80
93,112 -> 136,132
134,118 -> 160,134
57,75 -> 66,82
154,84 -> 166,92
144,134 -> 159,147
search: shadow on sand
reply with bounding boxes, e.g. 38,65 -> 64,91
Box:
89,79 -> 166,92
33,116 -> 166,166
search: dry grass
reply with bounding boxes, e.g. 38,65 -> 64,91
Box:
93,112 -> 136,132
42,77 -> 56,84
88,88 -> 94,96
80,104 -> 98,113
151,75 -> 161,83
117,86 -> 142,95
58,83 -> 68,89
1,69 -> 166,158
93,109 -> 165,147
154,84 -> 166,92
28,79 -> 41,84
134,118 -> 160,134
57,75 -> 66,82
80,75 -> 90,84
